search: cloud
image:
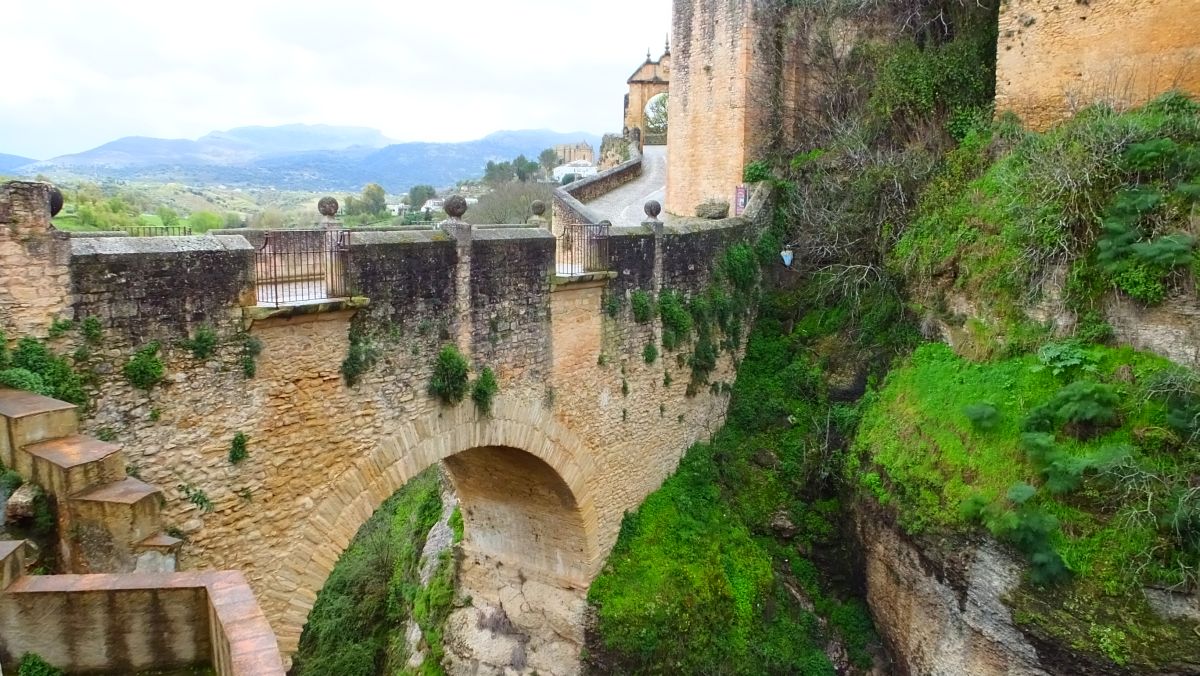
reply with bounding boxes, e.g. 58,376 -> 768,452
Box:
1,0 -> 673,159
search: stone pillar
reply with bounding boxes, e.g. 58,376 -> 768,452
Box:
527,199 -> 549,230
440,195 -> 473,357
0,181 -> 73,338
646,200 -> 665,347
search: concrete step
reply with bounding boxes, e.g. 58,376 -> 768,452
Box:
134,532 -> 183,573
70,478 -> 164,556
0,388 -> 78,470
16,435 -> 124,499
0,540 -> 27,590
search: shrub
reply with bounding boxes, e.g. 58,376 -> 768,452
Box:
429,345 -> 469,405
659,290 -> 693,350
471,367 -> 499,415
18,652 -> 64,676
963,402 -> 999,431
47,319 -> 74,339
0,367 -> 50,396
242,336 -> 263,378
340,327 -> 377,387
630,290 -> 653,323
10,338 -> 86,404
643,343 -> 658,364
178,483 -> 214,513
743,160 -> 773,183
229,432 -> 249,464
181,325 -> 218,360
81,317 -> 103,344
123,342 -> 165,390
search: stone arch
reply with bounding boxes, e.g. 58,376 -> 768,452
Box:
624,49 -> 670,140
269,397 -> 600,657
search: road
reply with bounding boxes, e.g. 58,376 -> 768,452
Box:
583,145 -> 669,228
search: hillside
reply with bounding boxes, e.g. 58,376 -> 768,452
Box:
10,126 -> 602,192
0,153 -> 35,173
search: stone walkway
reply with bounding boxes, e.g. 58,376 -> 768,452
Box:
583,145 -> 669,228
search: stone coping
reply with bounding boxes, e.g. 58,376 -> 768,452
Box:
552,271 -> 618,287
243,297 -> 370,322
472,227 -> 555,242
346,229 -> 453,245
5,570 -> 285,675
71,234 -> 253,255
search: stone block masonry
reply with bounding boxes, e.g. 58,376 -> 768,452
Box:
0,180 -> 763,662
996,0 -> 1200,131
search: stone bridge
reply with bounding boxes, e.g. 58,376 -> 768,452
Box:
0,178 -> 770,666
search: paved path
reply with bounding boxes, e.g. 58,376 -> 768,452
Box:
584,145 -> 669,228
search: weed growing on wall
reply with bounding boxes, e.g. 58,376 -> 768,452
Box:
471,367 -> 498,415
429,345 -> 469,405
80,316 -> 103,344
630,290 -> 654,323
242,335 -> 263,378
341,321 -> 378,387
123,342 -> 165,390
17,653 -> 64,676
46,318 -> 74,339
181,325 -> 218,360
229,432 -> 249,464
177,483 -> 214,513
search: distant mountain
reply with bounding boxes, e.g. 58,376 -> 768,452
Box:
0,153 -> 36,173
21,126 -> 603,192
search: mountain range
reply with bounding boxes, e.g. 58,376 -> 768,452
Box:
4,125 -> 603,192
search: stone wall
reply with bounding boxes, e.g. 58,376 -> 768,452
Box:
0,569 -> 283,675
553,142 -> 643,227
996,0 -> 1200,131
0,186 -> 762,661
0,182 -> 72,339
666,0 -> 783,216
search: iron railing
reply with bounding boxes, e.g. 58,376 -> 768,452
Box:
254,230 -> 350,306
555,222 -> 610,276
121,224 -> 193,237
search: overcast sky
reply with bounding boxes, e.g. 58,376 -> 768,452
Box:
2,0 -> 674,160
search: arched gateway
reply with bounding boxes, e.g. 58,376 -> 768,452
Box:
268,398 -> 601,656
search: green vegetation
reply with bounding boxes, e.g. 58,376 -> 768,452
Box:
588,286 -> 892,673
854,342 -> 1200,665
0,333 -> 87,406
629,290 -> 653,323
242,335 -> 263,378
181,324 -> 218,360
341,322 -> 378,387
429,345 -> 469,405
471,367 -> 498,415
178,483 -> 214,514
642,343 -> 657,364
81,316 -> 103,344
123,342 -> 165,390
17,653 -> 64,676
294,469 -> 452,676
228,432 -> 249,465
894,92 -> 1200,342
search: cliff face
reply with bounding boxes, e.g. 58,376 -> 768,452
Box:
856,504 -> 1050,676
856,500 -> 1200,676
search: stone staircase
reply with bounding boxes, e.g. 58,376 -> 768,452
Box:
0,388 -> 180,574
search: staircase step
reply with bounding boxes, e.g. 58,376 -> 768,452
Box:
134,532 -> 183,573
0,388 -> 78,470
18,435 -> 124,498
71,478 -> 164,547
0,540 -> 27,590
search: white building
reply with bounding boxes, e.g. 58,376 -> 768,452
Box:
553,159 -> 599,182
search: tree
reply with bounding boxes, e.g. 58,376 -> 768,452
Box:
187,211 -> 223,233
156,206 -> 179,228
361,183 -> 387,216
561,173 -> 579,185
470,182 -> 554,225
483,161 -> 515,187
513,154 -> 540,182
224,212 -> 245,228
645,94 -> 669,134
408,185 -> 437,210
539,148 -> 561,174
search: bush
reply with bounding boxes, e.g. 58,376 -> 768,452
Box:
181,325 -> 218,359
963,402 -> 999,431
643,343 -> 658,364
123,342 -> 165,390
630,290 -> 653,323
743,161 -> 773,183
18,653 -> 64,676
429,345 -> 469,405
472,367 -> 499,415
341,325 -> 377,386
229,432 -> 249,464
0,367 -> 51,396
9,338 -> 86,405
81,316 -> 103,344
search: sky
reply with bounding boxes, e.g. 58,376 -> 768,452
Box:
1,0 -> 674,160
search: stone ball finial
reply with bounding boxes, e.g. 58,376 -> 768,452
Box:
318,197 -> 339,217
48,186 -> 64,217
530,200 -> 546,217
644,200 -> 662,220
444,195 -> 468,219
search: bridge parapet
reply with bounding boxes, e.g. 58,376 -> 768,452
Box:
553,132 -> 644,228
